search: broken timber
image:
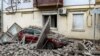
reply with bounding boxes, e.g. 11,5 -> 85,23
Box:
36,16 -> 50,49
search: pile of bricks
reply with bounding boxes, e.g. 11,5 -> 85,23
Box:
0,40 -> 99,56
0,23 -> 100,56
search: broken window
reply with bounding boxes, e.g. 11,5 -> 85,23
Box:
43,15 -> 57,28
23,0 -> 31,3
73,13 -> 84,30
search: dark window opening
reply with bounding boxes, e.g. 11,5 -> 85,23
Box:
43,15 -> 57,28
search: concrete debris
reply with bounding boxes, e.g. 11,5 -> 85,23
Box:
0,33 -> 13,44
36,18 -> 50,49
0,40 -> 99,56
0,23 -> 100,56
0,23 -> 22,44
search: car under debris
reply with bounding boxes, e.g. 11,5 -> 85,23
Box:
18,28 -> 67,49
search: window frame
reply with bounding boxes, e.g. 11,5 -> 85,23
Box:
8,0 -> 21,4
42,14 -> 58,29
23,0 -> 31,3
72,12 -> 85,32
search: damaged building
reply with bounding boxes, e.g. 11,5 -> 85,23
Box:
1,0 -> 100,40
0,0 -> 100,56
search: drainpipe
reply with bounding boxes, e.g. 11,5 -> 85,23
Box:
93,0 -> 97,46
1,0 -> 3,32
88,0 -> 96,45
94,13 -> 96,46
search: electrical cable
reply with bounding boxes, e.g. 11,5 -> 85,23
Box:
56,0 -> 59,8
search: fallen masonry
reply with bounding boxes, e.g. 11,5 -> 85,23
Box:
0,40 -> 99,56
0,22 -> 100,56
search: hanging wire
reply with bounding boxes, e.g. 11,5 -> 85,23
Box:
56,0 -> 59,8
87,0 -> 92,16
87,0 -> 92,26
89,0 -> 92,15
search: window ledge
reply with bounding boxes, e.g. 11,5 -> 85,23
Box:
50,27 -> 58,31
72,29 -> 85,32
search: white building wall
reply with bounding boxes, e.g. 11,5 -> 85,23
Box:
3,0 -> 99,40
3,0 -> 34,32
2,0 -> 96,10
3,12 -> 34,32
16,0 -> 33,9
64,0 -> 95,6
33,11 -> 43,27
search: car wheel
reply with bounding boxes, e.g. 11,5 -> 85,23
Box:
46,42 -> 55,49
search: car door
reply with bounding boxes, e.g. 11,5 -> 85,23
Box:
24,29 -> 38,43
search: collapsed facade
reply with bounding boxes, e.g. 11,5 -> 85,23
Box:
1,0 -> 100,40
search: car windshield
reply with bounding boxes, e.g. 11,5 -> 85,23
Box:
23,28 -> 41,35
34,29 -> 41,34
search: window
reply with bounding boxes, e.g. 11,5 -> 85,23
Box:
8,0 -> 14,4
73,13 -> 84,31
43,15 -> 57,28
23,0 -> 31,3
8,0 -> 20,4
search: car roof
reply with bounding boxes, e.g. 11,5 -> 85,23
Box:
23,28 -> 41,32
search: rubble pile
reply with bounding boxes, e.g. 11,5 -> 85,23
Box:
0,23 -> 100,56
0,43 -> 37,56
0,40 -> 99,56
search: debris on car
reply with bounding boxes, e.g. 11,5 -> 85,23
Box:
0,22 -> 100,56
18,19 -> 67,49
